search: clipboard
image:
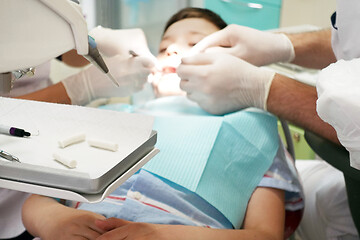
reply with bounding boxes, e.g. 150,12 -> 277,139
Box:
0,146 -> 159,203
0,97 -> 158,201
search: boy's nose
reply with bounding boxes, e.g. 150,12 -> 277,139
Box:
166,44 -> 180,56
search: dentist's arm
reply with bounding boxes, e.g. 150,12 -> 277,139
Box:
267,74 -> 339,144
287,29 -> 336,69
178,53 -> 339,144
16,55 -> 153,105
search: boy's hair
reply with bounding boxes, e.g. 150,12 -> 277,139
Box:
163,7 -> 227,34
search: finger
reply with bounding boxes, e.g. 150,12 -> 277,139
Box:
95,218 -> 130,231
131,56 -> 155,69
89,221 -> 107,235
140,51 -> 159,66
179,79 -> 190,93
181,53 -> 217,65
74,228 -> 102,240
204,46 -> 234,55
96,229 -> 127,240
176,64 -> 210,81
190,30 -> 231,54
73,236 -> 89,240
179,79 -> 198,95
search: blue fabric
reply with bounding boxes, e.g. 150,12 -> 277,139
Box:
79,170 -> 233,229
99,97 -> 279,228
195,109 -> 279,228
144,115 -> 222,191
78,147 -> 303,230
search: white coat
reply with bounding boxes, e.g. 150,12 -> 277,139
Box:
331,0 -> 360,60
0,61 -> 51,238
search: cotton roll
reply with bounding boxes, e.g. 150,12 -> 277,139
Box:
53,153 -> 77,169
87,138 -> 118,152
58,133 -> 86,148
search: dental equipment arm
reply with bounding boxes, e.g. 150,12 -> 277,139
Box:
0,0 -> 116,94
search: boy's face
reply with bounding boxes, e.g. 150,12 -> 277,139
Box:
151,18 -> 220,97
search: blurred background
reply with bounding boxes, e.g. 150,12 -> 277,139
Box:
79,0 -> 336,54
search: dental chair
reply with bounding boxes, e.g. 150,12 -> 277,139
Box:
279,119 -> 301,240
304,130 -> 360,236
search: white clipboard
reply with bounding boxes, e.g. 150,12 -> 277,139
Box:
0,97 -> 158,201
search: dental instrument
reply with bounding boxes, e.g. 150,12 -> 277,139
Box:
129,50 -> 139,57
0,149 -> 20,163
85,36 -> 120,87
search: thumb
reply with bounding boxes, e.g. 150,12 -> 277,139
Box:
190,30 -> 230,55
181,53 -> 218,66
135,56 -> 156,69
95,218 -> 130,231
204,46 -> 235,55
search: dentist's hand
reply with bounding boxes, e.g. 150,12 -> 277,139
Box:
177,53 -> 275,115
62,55 -> 153,106
89,26 -> 157,63
191,24 -> 295,66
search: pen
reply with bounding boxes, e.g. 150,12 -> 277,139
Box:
0,149 -> 20,163
0,124 -> 30,137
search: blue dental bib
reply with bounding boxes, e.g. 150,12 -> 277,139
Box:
101,97 -> 279,228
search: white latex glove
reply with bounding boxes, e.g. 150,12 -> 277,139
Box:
191,24 -> 295,67
149,72 -> 186,98
177,53 -> 275,115
89,26 -> 157,63
62,55 -> 153,106
317,59 -> 360,170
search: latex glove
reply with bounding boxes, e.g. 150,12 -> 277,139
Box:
191,24 -> 295,66
62,55 -> 153,106
89,26 -> 157,63
177,53 -> 275,115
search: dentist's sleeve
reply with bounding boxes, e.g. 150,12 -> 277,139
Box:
317,58 -> 360,170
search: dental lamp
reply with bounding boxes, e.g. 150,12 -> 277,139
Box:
0,0 -> 116,94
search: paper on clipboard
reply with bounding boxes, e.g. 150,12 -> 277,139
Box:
0,97 -> 154,177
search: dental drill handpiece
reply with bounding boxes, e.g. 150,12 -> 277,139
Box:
85,36 -> 119,87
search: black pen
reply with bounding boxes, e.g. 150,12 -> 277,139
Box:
0,124 -> 30,137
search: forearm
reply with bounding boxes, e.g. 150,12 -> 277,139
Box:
157,225 -> 281,240
22,195 -> 61,237
267,74 -> 339,144
61,49 -> 89,67
15,82 -> 71,104
286,29 -> 336,69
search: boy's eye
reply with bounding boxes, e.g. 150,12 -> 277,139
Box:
159,48 -> 166,53
189,43 -> 196,47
